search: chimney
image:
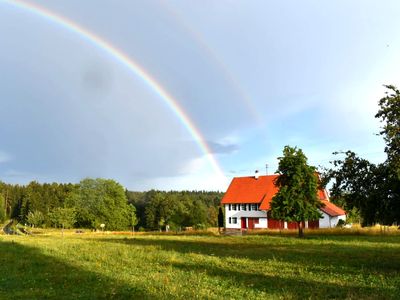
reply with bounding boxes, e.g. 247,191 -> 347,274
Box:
255,170 -> 259,179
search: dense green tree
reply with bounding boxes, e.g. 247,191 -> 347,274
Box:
326,85 -> 400,226
327,152 -> 394,225
67,178 -> 132,230
218,207 -> 224,232
207,206 -> 218,227
0,194 -> 6,223
145,191 -> 173,230
27,210 -> 45,228
169,195 -> 189,230
375,85 -> 400,222
270,146 -> 322,237
8,184 -> 26,221
376,85 -> 400,174
142,190 -> 222,231
128,204 -> 138,232
49,207 -> 76,231
126,191 -> 149,229
189,199 -> 208,229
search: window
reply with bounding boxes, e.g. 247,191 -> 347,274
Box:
232,204 -> 237,211
229,217 -> 232,224
251,204 -> 257,211
232,217 -> 237,224
228,204 -> 231,211
241,204 -> 247,211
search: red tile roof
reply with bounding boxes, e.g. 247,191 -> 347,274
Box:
221,175 -> 345,216
320,200 -> 346,217
221,175 -> 279,206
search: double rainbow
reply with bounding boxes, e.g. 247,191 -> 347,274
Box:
2,0 -> 226,179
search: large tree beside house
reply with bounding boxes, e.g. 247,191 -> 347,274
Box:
270,146 -> 323,237
376,85 -> 400,223
326,85 -> 400,226
376,85 -> 400,176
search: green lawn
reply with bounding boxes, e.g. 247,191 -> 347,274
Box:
0,233 -> 399,299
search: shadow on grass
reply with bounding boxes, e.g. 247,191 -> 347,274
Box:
98,236 -> 400,272
0,240 -> 147,299
171,261 -> 388,299
295,233 -> 400,244
95,236 -> 400,298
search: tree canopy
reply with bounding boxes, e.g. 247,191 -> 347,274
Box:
376,85 -> 400,177
326,85 -> 400,226
270,146 -> 322,237
0,194 -> 6,223
66,178 -> 132,231
49,207 -> 76,229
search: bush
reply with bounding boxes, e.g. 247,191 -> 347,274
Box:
27,211 -> 45,228
336,219 -> 346,228
194,223 -> 208,230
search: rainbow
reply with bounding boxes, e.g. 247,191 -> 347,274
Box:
160,2 -> 264,127
1,0 -> 226,179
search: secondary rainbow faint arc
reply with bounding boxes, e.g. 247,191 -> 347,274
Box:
160,1 -> 264,127
3,0 -> 226,179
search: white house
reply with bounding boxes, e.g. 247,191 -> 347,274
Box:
221,174 -> 346,230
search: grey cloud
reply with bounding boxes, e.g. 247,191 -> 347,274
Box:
208,141 -> 239,154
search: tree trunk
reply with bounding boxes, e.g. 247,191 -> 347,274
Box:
298,221 -> 304,238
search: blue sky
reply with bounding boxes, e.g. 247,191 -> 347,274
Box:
0,0 -> 399,190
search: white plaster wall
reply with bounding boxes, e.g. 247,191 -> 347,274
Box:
339,215 -> 346,222
320,211 -> 347,228
333,215 -> 346,227
224,204 -> 240,229
254,218 -> 268,229
224,205 -> 346,229
224,204 -> 267,229
319,212 -> 331,228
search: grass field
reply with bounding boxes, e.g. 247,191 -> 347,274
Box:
0,231 -> 399,299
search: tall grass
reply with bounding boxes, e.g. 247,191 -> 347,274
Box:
246,224 -> 400,237
0,232 -> 399,299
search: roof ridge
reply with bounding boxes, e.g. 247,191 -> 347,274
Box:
232,174 -> 278,179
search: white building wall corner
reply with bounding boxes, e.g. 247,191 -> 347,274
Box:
319,211 -> 347,228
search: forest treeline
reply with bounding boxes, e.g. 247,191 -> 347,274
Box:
126,190 -> 222,230
0,178 -> 223,231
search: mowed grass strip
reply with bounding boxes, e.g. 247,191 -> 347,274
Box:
0,233 -> 399,299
